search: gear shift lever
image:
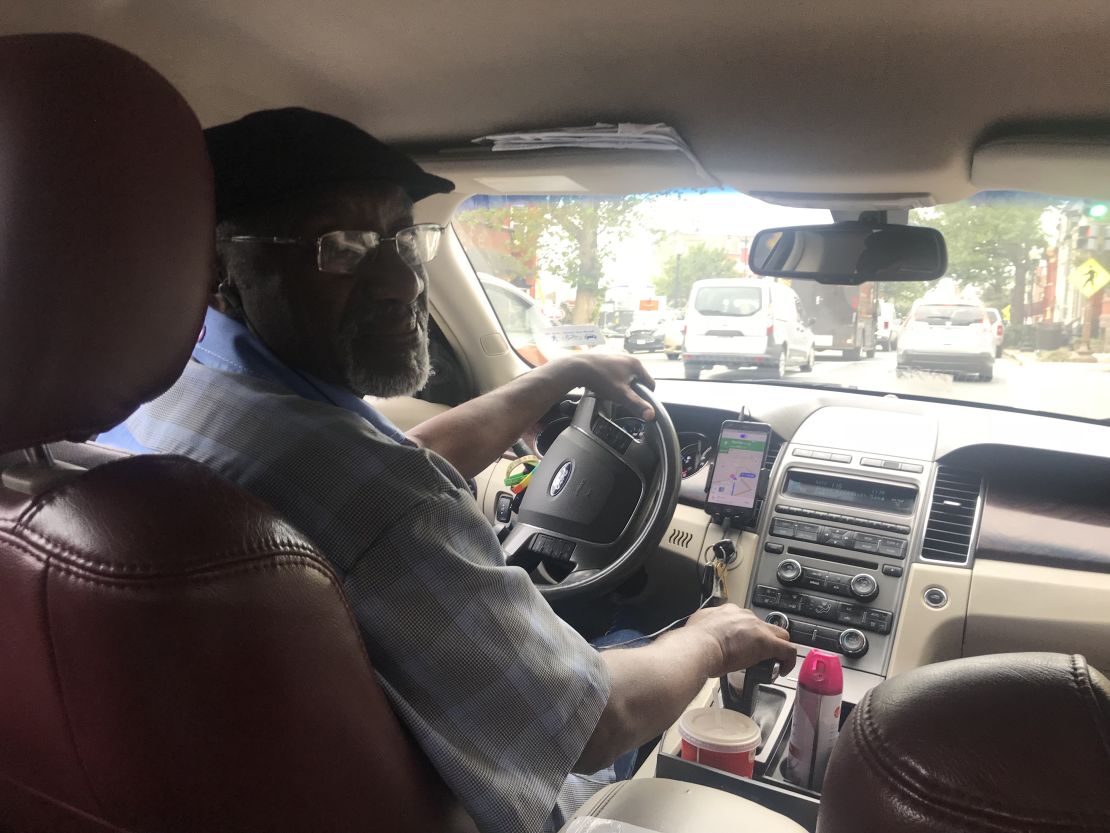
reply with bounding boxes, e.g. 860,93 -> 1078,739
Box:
722,658 -> 780,716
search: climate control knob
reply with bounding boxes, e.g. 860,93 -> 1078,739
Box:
849,572 -> 879,602
765,611 -> 791,631
838,628 -> 869,657
776,558 -> 803,586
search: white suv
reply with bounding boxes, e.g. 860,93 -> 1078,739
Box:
897,301 -> 996,381
682,278 -> 815,380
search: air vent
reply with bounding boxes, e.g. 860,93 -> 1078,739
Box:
763,434 -> 784,472
920,467 -> 983,564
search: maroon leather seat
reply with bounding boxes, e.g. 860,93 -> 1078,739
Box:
0,34 -> 470,833
819,652 -> 1110,833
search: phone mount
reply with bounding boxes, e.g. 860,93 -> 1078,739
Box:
708,467 -> 771,528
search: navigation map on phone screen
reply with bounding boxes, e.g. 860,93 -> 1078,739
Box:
708,426 -> 769,510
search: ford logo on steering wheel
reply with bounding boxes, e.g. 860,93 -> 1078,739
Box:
549,460 -> 574,497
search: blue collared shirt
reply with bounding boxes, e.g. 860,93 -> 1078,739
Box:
96,308 -> 612,833
100,308 -> 409,450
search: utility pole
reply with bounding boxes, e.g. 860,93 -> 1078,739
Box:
1079,288 -> 1103,354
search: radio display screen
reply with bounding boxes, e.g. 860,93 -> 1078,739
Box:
783,470 -> 917,515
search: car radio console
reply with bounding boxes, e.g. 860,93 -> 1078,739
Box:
748,445 -> 932,676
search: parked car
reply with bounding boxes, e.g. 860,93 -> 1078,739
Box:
897,300 -> 996,381
663,317 -> 685,360
986,307 -> 1005,357
682,278 -> 815,380
478,274 -> 561,365
623,313 -> 668,353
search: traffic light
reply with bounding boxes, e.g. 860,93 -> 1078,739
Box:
1086,201 -> 1110,222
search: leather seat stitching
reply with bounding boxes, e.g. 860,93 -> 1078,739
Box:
1070,654 -> 1110,765
585,779 -> 624,818
0,523 -> 322,574
5,534 -> 376,684
41,552 -> 110,819
1,534 -> 336,587
855,691 -> 1110,825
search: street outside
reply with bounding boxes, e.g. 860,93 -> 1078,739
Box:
631,347 -> 1110,422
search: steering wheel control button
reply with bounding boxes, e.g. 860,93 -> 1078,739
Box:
765,611 -> 791,630
494,491 -> 514,523
924,587 -> 949,608
775,559 -> 803,585
530,534 -> 575,562
838,628 -> 869,657
764,541 -> 785,554
881,564 -> 904,578
591,415 -> 632,453
849,573 -> 879,602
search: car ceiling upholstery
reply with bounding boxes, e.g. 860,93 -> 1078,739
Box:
9,0 -> 1110,203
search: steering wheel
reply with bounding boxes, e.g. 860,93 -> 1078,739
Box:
502,382 -> 681,601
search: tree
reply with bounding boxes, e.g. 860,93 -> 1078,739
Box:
456,195 -> 644,324
543,197 -> 643,323
915,198 -> 1055,321
453,200 -> 547,284
654,243 -> 737,306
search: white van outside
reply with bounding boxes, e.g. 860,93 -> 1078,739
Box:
682,277 -> 815,380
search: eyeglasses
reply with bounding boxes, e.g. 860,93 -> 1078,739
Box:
222,223 -> 446,274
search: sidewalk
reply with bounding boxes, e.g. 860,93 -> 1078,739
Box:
1005,349 -> 1110,365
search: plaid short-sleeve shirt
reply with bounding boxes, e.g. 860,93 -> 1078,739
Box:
98,309 -> 611,833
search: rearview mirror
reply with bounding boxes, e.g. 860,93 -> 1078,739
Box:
749,222 -> 947,285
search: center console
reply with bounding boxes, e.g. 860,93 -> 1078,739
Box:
747,444 -> 933,676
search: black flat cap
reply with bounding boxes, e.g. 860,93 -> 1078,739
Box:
204,107 -> 454,220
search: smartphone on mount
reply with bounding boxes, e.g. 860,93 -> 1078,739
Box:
704,420 -> 773,526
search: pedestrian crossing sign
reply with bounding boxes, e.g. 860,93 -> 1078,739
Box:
1067,258 -> 1110,299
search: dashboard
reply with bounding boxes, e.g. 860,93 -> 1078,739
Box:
490,378 -> 1110,685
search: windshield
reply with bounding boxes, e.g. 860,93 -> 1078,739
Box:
694,286 -> 762,316
913,305 -> 986,325
454,191 -> 1110,421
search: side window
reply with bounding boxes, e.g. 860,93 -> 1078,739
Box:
416,318 -> 472,406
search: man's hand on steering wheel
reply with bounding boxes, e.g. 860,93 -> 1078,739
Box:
562,353 -> 656,422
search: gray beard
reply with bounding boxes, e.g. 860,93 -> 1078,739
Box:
337,321 -> 431,398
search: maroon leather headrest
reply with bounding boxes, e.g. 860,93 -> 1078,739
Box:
819,652 -> 1110,833
0,34 -> 213,454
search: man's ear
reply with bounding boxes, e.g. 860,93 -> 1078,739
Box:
212,259 -> 245,319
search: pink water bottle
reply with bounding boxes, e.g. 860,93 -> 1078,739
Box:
782,649 -> 843,791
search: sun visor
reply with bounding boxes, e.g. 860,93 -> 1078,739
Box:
414,123 -> 718,196
416,147 -> 715,196
972,137 -> 1110,198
